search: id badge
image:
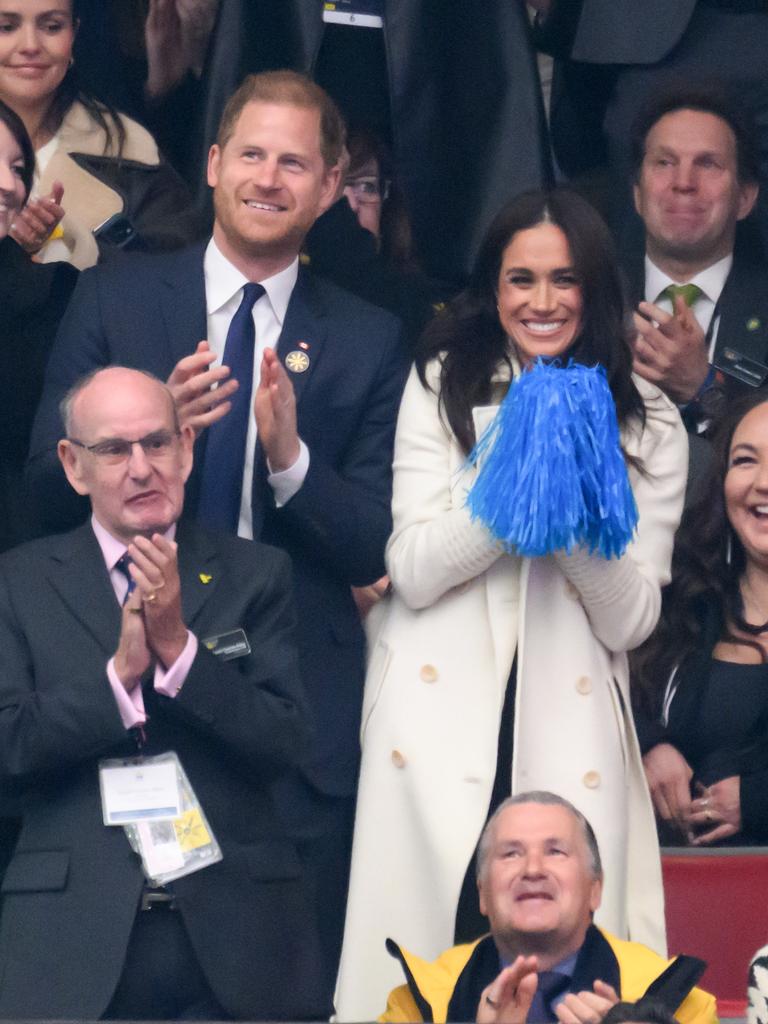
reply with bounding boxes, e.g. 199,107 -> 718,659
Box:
99,754 -> 181,825
323,0 -> 384,28
114,753 -> 223,886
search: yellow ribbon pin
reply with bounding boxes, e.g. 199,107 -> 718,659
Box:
199,573 -> 213,584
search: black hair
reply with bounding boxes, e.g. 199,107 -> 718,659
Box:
35,0 -> 126,156
633,390 -> 768,715
416,187 -> 644,455
0,98 -> 34,199
630,81 -> 760,185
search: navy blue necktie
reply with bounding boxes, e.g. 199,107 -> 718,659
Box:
198,282 -> 265,532
536,971 -> 571,1022
115,553 -> 136,605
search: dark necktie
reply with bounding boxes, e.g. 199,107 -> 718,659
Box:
536,970 -> 571,1023
660,282 -> 703,307
197,282 -> 265,532
115,553 -> 135,605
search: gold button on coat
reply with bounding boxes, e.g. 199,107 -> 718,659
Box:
583,771 -> 600,789
391,750 -> 407,769
575,676 -> 592,695
419,664 -> 439,683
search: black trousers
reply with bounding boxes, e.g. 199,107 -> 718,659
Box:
454,659 -> 517,944
102,905 -> 229,1021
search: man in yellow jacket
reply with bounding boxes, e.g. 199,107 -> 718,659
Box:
381,792 -> 717,1024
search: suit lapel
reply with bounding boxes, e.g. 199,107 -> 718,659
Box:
621,250 -> 646,309
714,257 -> 768,378
274,267 -> 328,407
46,524 -> 121,656
251,268 -> 328,534
158,242 -> 209,369
177,522 -> 221,628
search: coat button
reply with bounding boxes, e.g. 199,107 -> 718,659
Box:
575,675 -> 592,695
419,664 -> 439,683
583,771 -> 601,789
565,581 -> 580,600
391,750 -> 407,769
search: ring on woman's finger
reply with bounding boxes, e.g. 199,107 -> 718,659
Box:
485,995 -> 499,1009
143,591 -> 158,604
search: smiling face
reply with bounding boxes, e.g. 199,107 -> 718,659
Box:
634,108 -> 758,274
207,99 -> 340,277
58,369 -> 194,545
0,119 -> 27,235
496,222 -> 583,367
0,0 -> 75,117
478,802 -> 602,962
725,402 -> 768,571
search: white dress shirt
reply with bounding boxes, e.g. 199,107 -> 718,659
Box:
644,252 -> 733,360
203,239 -> 309,539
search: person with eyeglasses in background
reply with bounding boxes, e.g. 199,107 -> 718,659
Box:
0,365 -> 325,1022
305,127 -> 443,350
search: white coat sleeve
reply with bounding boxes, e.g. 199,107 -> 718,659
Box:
386,364 -> 503,609
553,383 -> 688,652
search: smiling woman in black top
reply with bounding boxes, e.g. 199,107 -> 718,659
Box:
634,391 -> 768,845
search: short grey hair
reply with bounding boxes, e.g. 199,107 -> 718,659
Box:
59,367 -> 179,437
476,791 -> 603,882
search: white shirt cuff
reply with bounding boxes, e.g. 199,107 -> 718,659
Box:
267,439 -> 310,507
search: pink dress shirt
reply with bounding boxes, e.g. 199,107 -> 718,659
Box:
92,516 -> 198,730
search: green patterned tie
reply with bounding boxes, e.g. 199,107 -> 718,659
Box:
660,282 -> 703,307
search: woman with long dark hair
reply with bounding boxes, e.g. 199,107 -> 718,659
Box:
0,0 -> 191,268
335,188 -> 688,1021
0,96 -> 76,550
634,391 -> 768,846
0,95 -> 76,892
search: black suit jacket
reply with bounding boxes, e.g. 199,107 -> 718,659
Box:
536,0 -> 695,64
27,244 -> 408,797
622,245 -> 768,398
0,521 -> 325,1021
130,0 -> 550,283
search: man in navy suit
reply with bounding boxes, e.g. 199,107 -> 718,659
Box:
27,69 -> 407,1003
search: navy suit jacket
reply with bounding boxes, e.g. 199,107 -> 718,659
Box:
27,243 -> 408,796
0,522 -> 325,1021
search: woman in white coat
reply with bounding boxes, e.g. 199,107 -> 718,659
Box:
335,189 -> 688,1021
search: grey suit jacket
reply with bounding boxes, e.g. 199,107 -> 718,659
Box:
0,522 -> 325,1021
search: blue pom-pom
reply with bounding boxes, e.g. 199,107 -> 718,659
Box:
467,359 -> 638,558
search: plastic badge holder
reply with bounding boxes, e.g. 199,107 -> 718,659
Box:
117,752 -> 222,885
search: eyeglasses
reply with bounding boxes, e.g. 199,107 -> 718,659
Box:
344,176 -> 391,204
67,429 -> 180,465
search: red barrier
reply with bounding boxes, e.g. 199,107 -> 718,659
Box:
661,849 -> 768,1017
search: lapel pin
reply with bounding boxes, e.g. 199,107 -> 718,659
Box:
199,573 -> 213,584
298,340 -> 310,350
285,350 -> 310,373
747,317 -> 761,332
